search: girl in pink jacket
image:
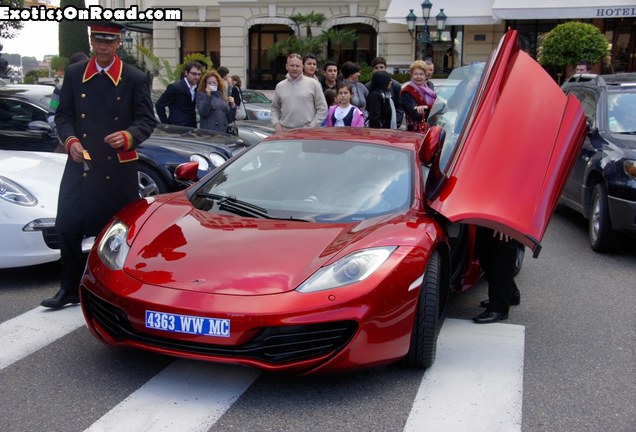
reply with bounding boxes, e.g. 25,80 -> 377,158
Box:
325,82 -> 366,127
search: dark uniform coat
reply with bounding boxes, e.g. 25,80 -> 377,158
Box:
155,78 -> 197,127
55,56 -> 157,236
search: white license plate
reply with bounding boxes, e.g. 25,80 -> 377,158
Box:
145,310 -> 230,337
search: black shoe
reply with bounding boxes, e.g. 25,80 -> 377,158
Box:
480,289 -> 521,308
41,290 -> 80,309
473,310 -> 508,324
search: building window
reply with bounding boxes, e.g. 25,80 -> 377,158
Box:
326,24 -> 377,66
180,27 -> 220,68
248,25 -> 294,89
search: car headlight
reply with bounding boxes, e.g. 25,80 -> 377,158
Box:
209,153 -> 227,168
97,220 -> 130,270
254,110 -> 271,121
625,160 -> 636,180
0,176 -> 37,206
296,246 -> 397,293
190,154 -> 209,172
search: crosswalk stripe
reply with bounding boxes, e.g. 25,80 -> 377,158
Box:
84,360 -> 260,432
404,318 -> 525,432
0,305 -> 85,371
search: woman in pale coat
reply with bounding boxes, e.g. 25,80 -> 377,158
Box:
196,70 -> 236,133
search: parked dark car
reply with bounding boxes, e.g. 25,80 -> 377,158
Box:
560,73 -> 636,251
0,84 -> 250,196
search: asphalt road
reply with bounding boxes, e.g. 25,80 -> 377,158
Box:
0,205 -> 634,432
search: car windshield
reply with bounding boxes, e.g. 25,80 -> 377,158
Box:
429,62 -> 487,172
243,91 -> 271,103
191,139 -> 413,222
607,92 -> 636,133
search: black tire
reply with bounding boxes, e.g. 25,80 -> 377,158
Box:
138,164 -> 169,197
513,243 -> 525,276
405,250 -> 442,369
589,182 -> 620,252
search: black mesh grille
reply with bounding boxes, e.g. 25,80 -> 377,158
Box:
82,288 -> 357,364
42,227 -> 60,249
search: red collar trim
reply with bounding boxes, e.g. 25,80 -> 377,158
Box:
82,56 -> 123,85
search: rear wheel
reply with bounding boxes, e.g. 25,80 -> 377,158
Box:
405,250 -> 442,369
138,165 -> 168,197
589,182 -> 619,252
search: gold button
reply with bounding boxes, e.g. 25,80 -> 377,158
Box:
83,172 -> 87,177
114,117 -> 119,121
83,134 -> 87,138
107,156 -> 112,160
81,113 -> 86,118
116,97 -> 121,101
105,176 -> 110,180
81,94 -> 86,98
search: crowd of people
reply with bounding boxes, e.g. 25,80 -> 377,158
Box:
151,53 -> 440,135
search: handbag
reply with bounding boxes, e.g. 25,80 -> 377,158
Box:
235,101 -> 247,120
232,86 -> 247,120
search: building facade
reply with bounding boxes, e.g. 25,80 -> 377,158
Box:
104,0 -> 636,89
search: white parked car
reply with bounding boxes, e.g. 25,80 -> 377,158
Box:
0,150 -> 65,268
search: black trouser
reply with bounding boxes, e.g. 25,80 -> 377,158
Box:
58,231 -> 88,295
475,228 -> 519,314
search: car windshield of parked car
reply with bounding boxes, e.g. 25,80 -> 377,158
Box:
430,62 -> 487,171
191,139 -> 412,222
607,92 -> 636,133
242,91 -> 271,104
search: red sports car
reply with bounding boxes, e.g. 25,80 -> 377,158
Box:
80,31 -> 586,374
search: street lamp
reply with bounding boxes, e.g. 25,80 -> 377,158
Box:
406,1 -> 448,61
123,31 -> 134,53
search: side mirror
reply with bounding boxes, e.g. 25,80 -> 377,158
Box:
428,100 -> 446,119
174,161 -> 199,182
419,126 -> 446,165
27,120 -> 51,132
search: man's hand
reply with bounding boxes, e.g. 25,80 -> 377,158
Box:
68,140 -> 86,163
104,131 -> 126,150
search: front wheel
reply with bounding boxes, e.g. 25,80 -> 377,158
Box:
404,250 -> 442,369
589,182 -> 619,252
138,165 -> 169,197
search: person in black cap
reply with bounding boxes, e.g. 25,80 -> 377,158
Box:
41,21 -> 157,309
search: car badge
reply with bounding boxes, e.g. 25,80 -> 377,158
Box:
190,279 -> 206,284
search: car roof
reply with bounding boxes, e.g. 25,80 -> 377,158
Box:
262,127 -> 425,152
0,84 -> 54,108
562,73 -> 636,91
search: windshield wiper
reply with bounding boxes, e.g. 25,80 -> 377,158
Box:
615,131 -> 636,135
194,192 -> 314,222
195,192 -> 272,219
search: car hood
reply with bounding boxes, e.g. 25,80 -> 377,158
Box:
123,197 -> 417,295
0,150 -> 65,211
426,31 -> 587,257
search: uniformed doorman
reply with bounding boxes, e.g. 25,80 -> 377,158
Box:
41,21 -> 157,309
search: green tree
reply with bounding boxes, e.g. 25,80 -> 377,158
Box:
0,0 -> 24,40
538,22 -> 609,69
50,55 -> 69,74
136,46 -> 213,87
59,0 -> 90,58
290,12 -> 325,38
267,12 -> 355,64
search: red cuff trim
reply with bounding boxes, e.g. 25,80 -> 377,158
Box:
120,131 -> 134,151
64,136 -> 80,154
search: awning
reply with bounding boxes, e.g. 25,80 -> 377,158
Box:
384,0 -> 500,26
492,0 -> 636,20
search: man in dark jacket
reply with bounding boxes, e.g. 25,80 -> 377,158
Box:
155,61 -> 202,127
41,22 -> 157,309
366,56 -> 404,128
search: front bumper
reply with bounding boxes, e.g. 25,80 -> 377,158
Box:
80,250 -> 421,374
608,194 -> 636,232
